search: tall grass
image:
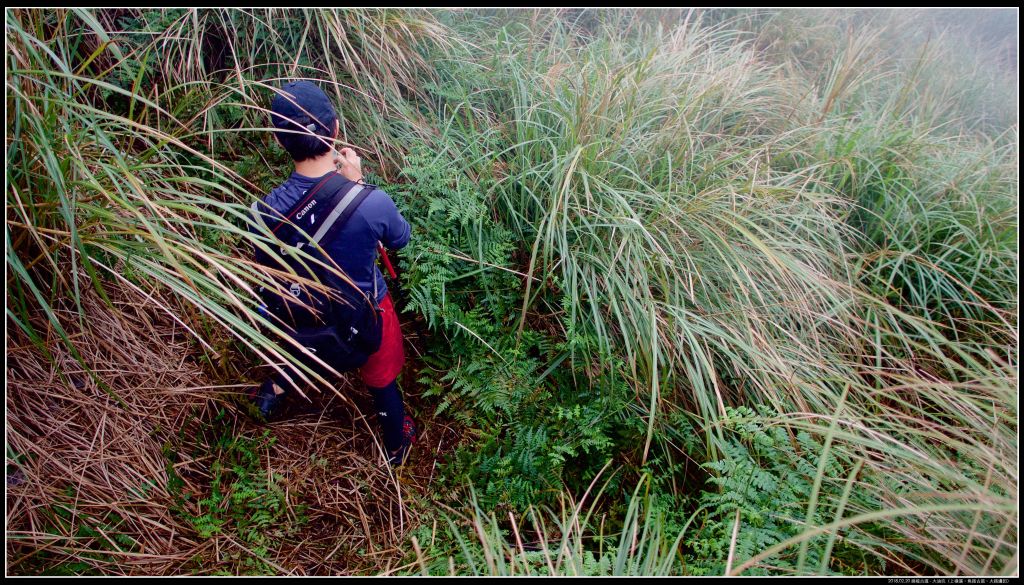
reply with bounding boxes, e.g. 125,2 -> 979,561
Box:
6,8 -> 1017,576
411,472 -> 690,576
392,10 -> 1017,575
6,8 -> 450,396
6,8 -> 450,574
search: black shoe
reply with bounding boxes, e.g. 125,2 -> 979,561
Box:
250,379 -> 285,419
387,415 -> 417,468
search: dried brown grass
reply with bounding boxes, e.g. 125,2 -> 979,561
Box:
7,280 -> 212,574
6,277 -> 448,575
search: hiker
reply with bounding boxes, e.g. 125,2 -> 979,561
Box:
248,80 -> 416,467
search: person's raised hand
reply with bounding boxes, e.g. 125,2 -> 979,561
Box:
334,147 -> 364,183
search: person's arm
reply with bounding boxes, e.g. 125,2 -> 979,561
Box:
335,146 -> 410,248
374,190 -> 411,250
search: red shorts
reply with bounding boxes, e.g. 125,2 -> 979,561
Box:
360,293 -> 405,387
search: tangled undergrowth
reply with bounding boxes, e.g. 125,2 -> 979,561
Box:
6,8 -> 1018,576
6,279 -> 455,575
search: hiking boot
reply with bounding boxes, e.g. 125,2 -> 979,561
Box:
249,379 -> 285,420
387,415 -> 417,468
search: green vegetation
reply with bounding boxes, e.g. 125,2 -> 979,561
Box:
6,8 -> 1017,576
171,424 -> 304,574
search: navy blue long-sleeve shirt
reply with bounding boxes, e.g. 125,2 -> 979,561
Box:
256,171 -> 411,302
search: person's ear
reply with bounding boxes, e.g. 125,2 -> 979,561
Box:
332,118 -> 339,139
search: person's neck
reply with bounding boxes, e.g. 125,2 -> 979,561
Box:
294,151 -> 336,179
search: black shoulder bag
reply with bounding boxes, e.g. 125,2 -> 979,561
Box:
251,173 -> 382,378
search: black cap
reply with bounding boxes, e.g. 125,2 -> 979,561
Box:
270,80 -> 338,138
